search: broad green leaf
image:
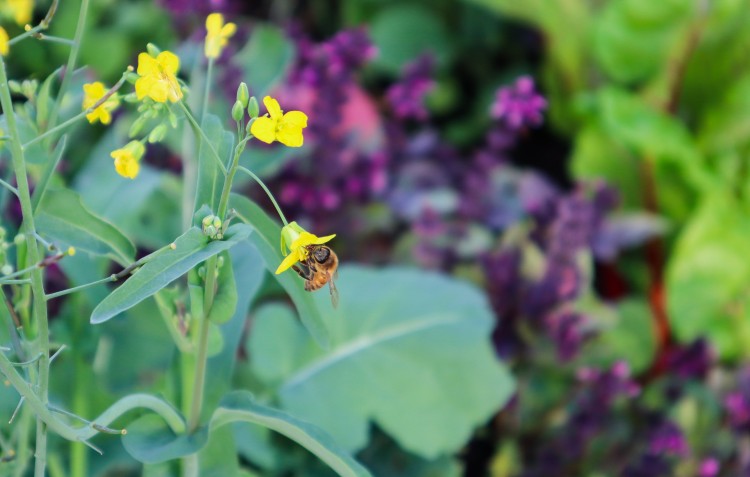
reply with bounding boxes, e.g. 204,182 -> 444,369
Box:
233,25 -> 295,98
667,192 -> 750,359
587,299 -> 656,374
91,224 -> 252,324
211,391 -> 372,477
593,0 -> 693,83
208,251 -> 238,324
230,193 -> 329,348
193,114 -> 233,216
249,266 -> 514,458
370,5 -> 453,73
199,427 -> 240,476
122,414 -> 207,464
36,188 -> 135,265
36,69 -> 57,130
203,243 -> 265,415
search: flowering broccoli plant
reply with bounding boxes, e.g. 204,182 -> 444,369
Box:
0,2 -> 512,476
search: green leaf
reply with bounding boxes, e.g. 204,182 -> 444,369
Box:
233,25 -> 295,98
248,266 -> 514,458
36,188 -> 135,265
90,224 -> 252,324
208,251 -> 237,324
122,414 -> 207,464
230,193 -> 329,348
211,391 -> 372,477
36,69 -> 57,130
370,4 -> 453,73
667,192 -> 750,359
587,299 -> 656,374
193,113 -> 233,217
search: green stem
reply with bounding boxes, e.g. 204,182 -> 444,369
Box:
185,133 -> 246,434
44,275 -> 115,300
0,177 -> 19,198
237,166 -> 289,225
31,134 -> 67,213
0,53 -> 51,477
178,101 -> 227,175
24,71 -> 129,149
47,0 -> 89,130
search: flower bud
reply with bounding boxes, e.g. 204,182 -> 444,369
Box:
1,264 -> 12,276
148,124 -> 168,143
212,217 -> 222,229
146,43 -> 161,57
231,100 -> 244,122
13,234 -> 24,246
247,96 -> 259,119
245,118 -> 255,135
236,82 -> 249,108
129,115 -> 148,138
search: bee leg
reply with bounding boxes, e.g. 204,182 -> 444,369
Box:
292,264 -> 312,280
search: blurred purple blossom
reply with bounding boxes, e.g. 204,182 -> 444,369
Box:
490,75 -> 547,130
386,55 -> 435,121
725,367 -> 750,432
699,458 -> 720,477
546,311 -> 591,361
664,338 -> 713,380
648,421 -> 689,456
158,0 -> 241,17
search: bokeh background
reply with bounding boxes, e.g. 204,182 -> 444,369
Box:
3,0 -> 750,476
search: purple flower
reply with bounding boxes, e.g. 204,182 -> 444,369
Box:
664,339 -> 713,380
648,421 -> 689,456
490,75 -> 547,130
546,311 -> 590,362
699,458 -> 720,477
386,55 -> 435,121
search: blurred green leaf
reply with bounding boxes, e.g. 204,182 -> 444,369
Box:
233,25 -> 295,98
697,75 -> 750,156
593,0 -> 694,83
249,266 -> 514,458
194,114 -> 233,217
589,299 -> 656,374
123,414 -> 206,464
36,188 -> 135,265
230,193 -> 329,348
667,192 -> 750,359
208,251 -> 237,324
36,69 -> 57,131
91,224 -> 252,324
211,391 -> 372,477
370,4 -> 453,73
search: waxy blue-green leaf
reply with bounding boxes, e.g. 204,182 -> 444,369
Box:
229,193 -> 329,348
36,188 -> 135,266
208,251 -> 237,324
91,224 -> 252,324
122,414 -> 207,464
193,113 -> 233,217
211,391 -> 372,477
249,266 -> 514,458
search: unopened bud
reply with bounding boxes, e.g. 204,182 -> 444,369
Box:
212,217 -> 222,229
148,124 -> 168,143
146,43 -> 161,57
247,96 -> 259,119
231,100 -> 244,123
202,215 -> 215,228
236,82 -> 249,108
13,234 -> 24,246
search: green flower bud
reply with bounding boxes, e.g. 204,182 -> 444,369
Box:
13,234 -> 25,246
236,82 -> 249,108
1,265 -> 12,276
148,124 -> 168,143
129,115 -> 148,138
204,225 -> 217,238
146,43 -> 162,57
245,118 -> 255,135
231,100 -> 244,123
202,215 -> 215,227
247,96 -> 259,119
8,80 -> 21,94
212,217 -> 222,229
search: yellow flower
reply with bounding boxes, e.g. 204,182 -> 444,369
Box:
6,0 -> 33,25
135,50 -> 183,103
82,82 -> 120,125
110,141 -> 145,179
0,28 -> 8,56
250,96 -> 308,147
275,221 -> 335,274
204,13 -> 236,59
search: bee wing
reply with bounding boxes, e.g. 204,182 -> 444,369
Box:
328,276 -> 340,309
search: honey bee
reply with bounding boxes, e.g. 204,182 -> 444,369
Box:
292,245 -> 340,307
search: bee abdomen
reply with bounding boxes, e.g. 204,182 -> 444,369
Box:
305,280 -> 325,291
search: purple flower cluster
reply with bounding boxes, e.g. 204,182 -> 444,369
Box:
725,367 -> 750,432
386,55 -> 435,121
490,75 -> 547,130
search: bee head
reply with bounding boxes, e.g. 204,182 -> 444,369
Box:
311,246 -> 330,264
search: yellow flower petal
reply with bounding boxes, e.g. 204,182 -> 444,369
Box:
137,52 -> 159,76
156,51 -> 180,75
275,250 -> 302,275
0,28 -> 9,56
8,0 -> 32,26
276,127 -> 304,147
206,13 -> 224,34
280,111 -> 308,129
263,96 -> 283,119
114,155 -> 140,179
250,116 -> 277,144
148,79 -> 169,103
220,23 -> 237,37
